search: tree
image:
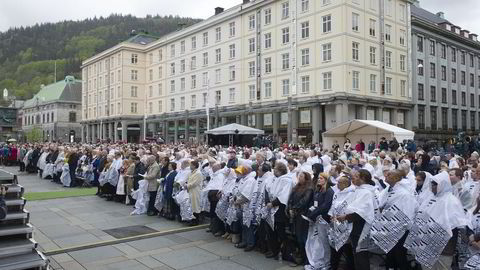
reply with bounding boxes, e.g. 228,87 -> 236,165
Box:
25,127 -> 43,142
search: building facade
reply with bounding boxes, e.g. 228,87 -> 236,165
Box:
21,76 -> 82,143
82,0 -> 414,144
411,3 -> 480,141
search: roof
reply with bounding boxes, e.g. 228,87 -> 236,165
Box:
24,76 -> 82,108
411,5 -> 450,25
205,123 -> 265,135
125,33 -> 159,45
323,120 -> 414,137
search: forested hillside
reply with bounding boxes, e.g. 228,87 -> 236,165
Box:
0,14 -> 201,99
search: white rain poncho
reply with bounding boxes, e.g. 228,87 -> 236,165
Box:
416,171 -> 434,205
116,174 -> 125,195
225,177 -> 245,226
106,166 -> 119,186
54,152 -> 64,173
305,220 -> 331,270
256,171 -> 275,228
60,163 -> 71,187
321,155 -> 332,175
344,183 -> 379,252
261,174 -> 293,228
37,152 -> 48,171
215,169 -> 237,221
465,212 -> 480,269
238,172 -> 262,227
131,180 -> 149,215
405,171 -> 469,269
154,180 -> 164,213
175,189 -> 195,221
42,163 -> 55,179
371,179 -> 417,254
327,185 -> 355,251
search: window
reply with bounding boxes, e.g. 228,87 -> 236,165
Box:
418,84 -> 424,100
442,108 -> 448,129
191,56 -> 196,70
149,86 -> 153,97
131,86 -> 138,97
131,70 -> 138,81
249,38 -> 255,53
431,108 -> 437,130
461,51 -> 466,65
215,48 -> 221,63
400,4 -> 406,21
430,86 -> 436,102
191,95 -> 196,108
69,112 -> 76,123
180,97 -> 185,110
323,43 -> 332,61
170,80 -> 175,93
229,22 -> 236,37
386,77 -> 392,95
282,53 -> 290,70
430,63 -> 436,78
148,102 -> 153,114
180,40 -> 185,54
203,32 -> 208,46
400,80 -> 406,97
452,68 -> 457,83
282,2 -> 289,19
282,27 -> 290,44
352,13 -> 359,32
471,73 -> 475,87
417,60 -> 424,76
323,0 -> 331,5
385,51 -> 392,68
249,85 -> 256,100
282,79 -> 290,96
180,60 -> 185,73
462,92 -> 466,106
131,54 -> 138,64
471,93 -> 475,107
180,78 -> 185,91
249,15 -> 256,30
385,0 -> 392,16
264,9 -> 271,25
203,52 -> 208,66
229,88 -> 236,103
452,90 -> 457,105
470,54 -> 475,68
429,40 -> 435,56
202,72 -> 208,86
301,0 -> 309,12
451,48 -> 456,62
229,44 -> 236,59
352,42 -> 359,61
370,46 -> 376,65
170,63 -> 175,75
249,61 -> 255,77
441,88 -> 447,103
264,33 -> 272,49
370,74 -> 376,92
399,30 -> 406,46
417,36 -> 423,52
215,27 -> 221,42
369,19 -> 376,37
385,25 -> 392,42
461,71 -> 466,85
301,76 -> 310,93
170,99 -> 175,111
215,69 -> 221,83
301,48 -> 310,66
400,55 -> 406,71
265,57 -> 272,73
229,66 -> 236,81
301,21 -> 310,39
202,93 -> 207,107
323,72 -> 332,90
170,44 -> 175,58
441,44 -> 446,59
158,66 -> 163,78
264,82 -> 272,98
472,111 -> 476,130
191,75 -> 196,89
352,71 -> 359,90
322,15 -> 332,33
131,103 -> 138,113
191,36 -> 197,50
441,66 -> 446,81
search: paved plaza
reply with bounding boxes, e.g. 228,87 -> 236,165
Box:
5,166 -> 301,270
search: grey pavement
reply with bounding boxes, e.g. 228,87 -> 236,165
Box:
5,166 -> 304,270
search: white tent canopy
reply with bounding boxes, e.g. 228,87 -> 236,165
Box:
205,123 -> 265,135
322,120 -> 414,149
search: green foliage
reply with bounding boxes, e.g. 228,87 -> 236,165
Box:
0,14 -> 201,101
25,127 -> 43,142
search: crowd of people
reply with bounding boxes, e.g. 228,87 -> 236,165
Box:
11,137 -> 480,270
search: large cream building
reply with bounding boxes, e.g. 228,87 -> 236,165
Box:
81,0 -> 414,144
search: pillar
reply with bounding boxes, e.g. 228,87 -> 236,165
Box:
413,105 -> 419,129
255,113 -> 263,130
319,106 -> 325,131
195,118 -> 201,142
391,108 -> 398,126
85,125 -> 90,143
174,120 -> 179,144
214,116 -> 218,128
272,112 -> 280,136
375,106 -> 383,122
405,110 -> 413,130
148,123 -> 155,138
236,115 -> 241,124
114,122 -> 118,142
335,104 -> 343,127
163,121 -> 169,143
185,119 -> 190,142
108,123 -> 113,141
360,105 -> 367,120
342,103 -> 349,123
240,114 -> 247,126
81,125 -> 85,143
312,105 -> 321,144
121,121 -> 127,142
425,106 -> 431,129
291,110 -> 299,144
221,117 -> 227,126
447,108 -> 452,129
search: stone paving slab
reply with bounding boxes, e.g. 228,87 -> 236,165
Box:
151,246 -> 219,269
69,246 -> 125,264
128,236 -> 178,252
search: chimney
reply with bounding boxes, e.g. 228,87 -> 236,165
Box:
215,7 -> 224,15
436,12 -> 444,19
469,33 -> 478,42
243,0 -> 250,4
412,0 -> 420,7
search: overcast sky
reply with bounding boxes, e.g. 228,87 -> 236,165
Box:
0,0 -> 479,34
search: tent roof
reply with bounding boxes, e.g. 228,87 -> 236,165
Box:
205,123 -> 264,135
323,120 -> 414,137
